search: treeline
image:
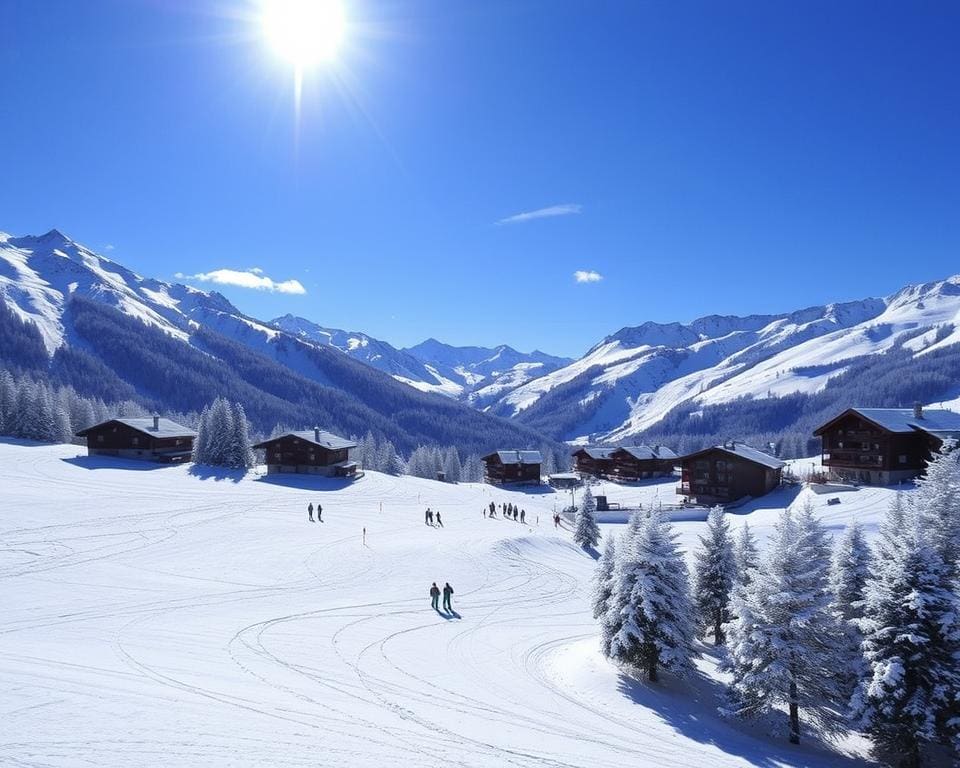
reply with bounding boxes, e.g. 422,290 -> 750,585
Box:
591,446 -> 960,765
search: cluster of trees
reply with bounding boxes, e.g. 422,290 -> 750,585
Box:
406,445 -> 483,483
192,398 -> 255,469
592,445 -> 960,766
0,367 -> 166,444
351,431 -> 405,475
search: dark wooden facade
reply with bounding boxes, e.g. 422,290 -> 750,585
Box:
253,430 -> 357,477
813,408 -> 948,485
482,451 -> 542,485
572,448 -> 614,478
608,446 -> 677,481
76,417 -> 195,463
678,444 -> 783,504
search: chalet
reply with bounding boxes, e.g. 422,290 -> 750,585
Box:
813,404 -> 960,485
481,450 -> 542,485
253,428 -> 358,477
76,416 -> 196,463
678,442 -> 784,504
572,447 -> 616,478
608,445 -> 678,481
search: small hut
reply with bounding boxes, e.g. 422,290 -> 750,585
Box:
253,428 -> 358,477
481,450 -> 542,485
75,416 -> 196,463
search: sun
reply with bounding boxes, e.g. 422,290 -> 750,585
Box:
261,0 -> 346,69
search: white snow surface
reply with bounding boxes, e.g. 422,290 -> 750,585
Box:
1,442 -> 882,767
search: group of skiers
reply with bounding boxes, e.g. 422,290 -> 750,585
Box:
484,501 -> 526,524
424,508 -> 443,527
429,581 -> 455,613
307,502 -> 323,522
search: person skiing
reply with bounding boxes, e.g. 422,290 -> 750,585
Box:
483,507 -> 486,519
513,508 -> 518,521
430,582 -> 440,611
553,513 -> 560,529
520,509 -> 525,524
489,501 -> 495,516
308,502 -> 314,522
436,511 -> 443,528
424,508 -> 430,525
317,503 -> 323,523
442,582 -> 454,613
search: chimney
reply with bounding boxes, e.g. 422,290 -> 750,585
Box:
314,426 -> 321,443
152,414 -> 160,431
914,402 -> 924,420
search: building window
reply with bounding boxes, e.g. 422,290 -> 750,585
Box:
97,434 -> 104,443
132,437 -> 139,446
899,455 -> 907,464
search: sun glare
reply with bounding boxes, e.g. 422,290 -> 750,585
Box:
262,0 -> 346,69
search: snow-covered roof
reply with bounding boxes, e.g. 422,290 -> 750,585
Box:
573,447 -> 616,460
614,445 -> 678,461
485,450 -> 543,465
77,417 -> 197,439
684,442 -> 785,470
846,407 -> 960,437
254,430 -> 356,451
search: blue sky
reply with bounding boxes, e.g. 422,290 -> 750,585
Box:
2,1 -> 959,358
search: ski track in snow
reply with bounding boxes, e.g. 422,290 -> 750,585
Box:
0,444 -> 879,767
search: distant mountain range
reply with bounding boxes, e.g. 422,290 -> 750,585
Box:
0,229 -> 557,456
3,227 -> 960,456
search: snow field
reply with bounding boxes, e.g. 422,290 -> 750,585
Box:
0,443 -> 886,767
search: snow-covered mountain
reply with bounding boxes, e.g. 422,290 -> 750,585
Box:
0,229 -> 555,454
271,316 -> 571,403
492,278 -> 960,443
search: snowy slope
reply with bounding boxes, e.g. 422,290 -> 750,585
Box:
495,279 -> 960,442
0,441 -> 878,767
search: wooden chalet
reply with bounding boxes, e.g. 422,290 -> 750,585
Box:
76,416 -> 196,463
481,450 -> 542,485
678,442 -> 784,504
608,445 -> 678,481
572,447 -> 615,478
813,405 -> 960,485
253,428 -> 358,477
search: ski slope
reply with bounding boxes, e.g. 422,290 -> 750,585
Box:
0,443 -> 886,767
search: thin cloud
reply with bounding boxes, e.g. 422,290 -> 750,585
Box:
103,244 -> 115,251
497,203 -> 582,226
574,270 -> 603,284
175,268 -> 307,295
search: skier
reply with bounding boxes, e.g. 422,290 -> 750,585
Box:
362,527 -> 366,545
308,502 -> 314,522
520,509 -> 525,524
553,513 -> 560,529
424,508 -> 430,525
442,582 -> 454,613
513,508 -> 518,522
317,503 -> 323,523
483,507 -> 486,519
428,509 -> 434,525
436,511 -> 443,528
430,582 -> 440,611
488,501 -> 495,516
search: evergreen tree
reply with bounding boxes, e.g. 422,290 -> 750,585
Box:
608,509 -> 696,682
723,503 -> 845,744
462,453 -> 483,483
600,510 -> 647,659
912,441 -> 960,575
852,494 -> 960,767
830,520 -> 872,624
732,521 -> 760,587
592,535 -> 617,637
693,506 -> 736,645
228,401 -> 255,469
0,370 -> 15,433
573,486 -> 601,550
442,447 -> 462,482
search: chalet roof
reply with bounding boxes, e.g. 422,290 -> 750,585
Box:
483,450 -> 543,465
573,447 -> 616,460
816,407 -> 960,439
253,430 -> 357,451
614,445 -> 678,461
76,417 -> 197,439
683,442 -> 785,470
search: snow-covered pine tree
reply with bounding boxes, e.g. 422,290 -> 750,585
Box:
228,401 -> 255,469
592,535 -> 616,624
378,439 -> 402,475
723,502 -> 845,744
851,503 -> 960,768
192,405 -> 211,464
601,509 -> 646,659
850,486 -> 960,768
731,521 -> 760,587
541,449 -> 557,476
443,447 -> 462,483
911,441 -> 960,575
573,486 -> 600,549
693,506 -> 736,644
830,520 -> 871,624
0,370 -> 16,433
462,453 -> 483,483
608,509 -> 697,682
